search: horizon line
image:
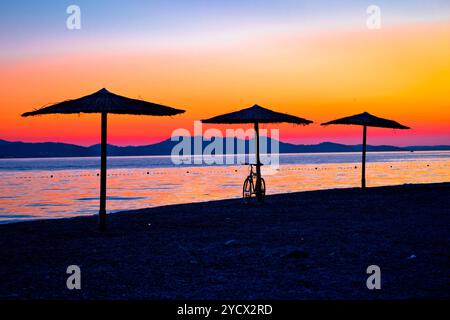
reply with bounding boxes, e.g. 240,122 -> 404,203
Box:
1,137 -> 449,149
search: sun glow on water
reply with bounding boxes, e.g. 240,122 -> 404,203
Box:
0,151 -> 448,223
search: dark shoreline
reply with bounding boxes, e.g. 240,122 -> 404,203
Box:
0,183 -> 449,299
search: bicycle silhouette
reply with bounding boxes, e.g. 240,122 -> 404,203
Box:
242,163 -> 266,203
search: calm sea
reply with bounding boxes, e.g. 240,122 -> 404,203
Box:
0,151 -> 449,224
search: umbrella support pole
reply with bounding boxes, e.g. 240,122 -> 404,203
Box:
254,122 -> 263,202
361,125 -> 367,189
99,112 -> 108,231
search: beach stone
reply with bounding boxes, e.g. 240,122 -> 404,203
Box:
224,239 -> 237,246
282,250 -> 309,259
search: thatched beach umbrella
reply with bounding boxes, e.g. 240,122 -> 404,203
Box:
22,88 -> 185,230
202,104 -> 313,202
321,112 -> 410,189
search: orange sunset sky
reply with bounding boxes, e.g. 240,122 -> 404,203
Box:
0,1 -> 449,146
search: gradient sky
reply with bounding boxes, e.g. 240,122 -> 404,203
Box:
0,0 -> 449,146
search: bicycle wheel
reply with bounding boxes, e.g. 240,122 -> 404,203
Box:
260,177 -> 266,202
243,177 -> 253,203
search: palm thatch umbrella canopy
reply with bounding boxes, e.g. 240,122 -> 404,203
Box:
321,112 -> 410,189
202,104 -> 313,125
202,104 -> 313,202
22,88 -> 185,230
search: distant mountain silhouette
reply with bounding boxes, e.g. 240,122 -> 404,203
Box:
0,138 -> 448,158
0,140 -> 93,158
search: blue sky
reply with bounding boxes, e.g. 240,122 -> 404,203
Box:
1,0 -> 449,64
2,0 -> 449,49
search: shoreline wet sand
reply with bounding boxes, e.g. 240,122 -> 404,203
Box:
0,182 -> 449,299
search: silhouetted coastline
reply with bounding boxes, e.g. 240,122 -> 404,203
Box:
1,138 -> 450,158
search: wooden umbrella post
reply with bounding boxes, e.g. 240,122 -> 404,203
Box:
201,104 -> 313,203
21,89 -> 185,233
320,112 -> 410,189
99,112 -> 108,231
361,125 -> 367,189
254,122 -> 263,202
